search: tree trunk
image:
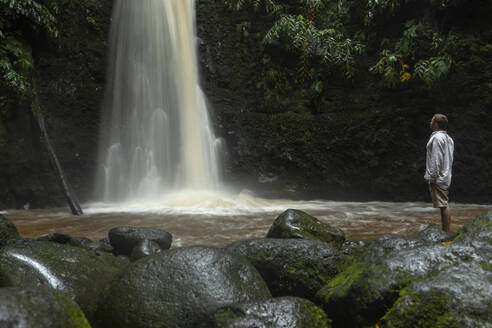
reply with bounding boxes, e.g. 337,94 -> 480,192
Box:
31,82 -> 83,216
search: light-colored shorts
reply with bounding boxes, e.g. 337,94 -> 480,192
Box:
429,183 -> 449,208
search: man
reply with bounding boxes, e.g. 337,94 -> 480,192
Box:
425,114 -> 454,232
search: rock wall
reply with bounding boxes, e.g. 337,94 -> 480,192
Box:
197,0 -> 492,203
0,0 -> 490,208
0,0 -> 113,208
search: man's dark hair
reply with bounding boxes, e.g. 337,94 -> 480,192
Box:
433,113 -> 448,130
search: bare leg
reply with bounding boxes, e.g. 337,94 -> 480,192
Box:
440,207 -> 451,232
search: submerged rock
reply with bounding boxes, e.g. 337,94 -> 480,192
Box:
0,213 -> 20,244
97,246 -> 271,328
225,238 -> 343,299
0,239 -> 127,321
0,286 -> 91,328
266,209 -> 345,247
108,226 -> 172,255
213,296 -> 331,328
130,239 -> 162,261
315,211 -> 492,328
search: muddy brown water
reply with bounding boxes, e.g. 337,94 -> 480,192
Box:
4,198 -> 489,247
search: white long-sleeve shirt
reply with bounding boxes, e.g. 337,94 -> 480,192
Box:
424,130 -> 454,190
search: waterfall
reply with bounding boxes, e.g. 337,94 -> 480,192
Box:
95,0 -> 220,202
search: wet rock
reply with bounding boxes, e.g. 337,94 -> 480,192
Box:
69,237 -> 101,251
340,239 -> 365,256
0,239 -> 127,322
37,232 -> 72,244
315,223 -> 491,328
213,296 -> 331,328
267,209 -> 345,247
225,238 -> 343,299
108,226 -> 172,255
98,237 -> 114,253
130,239 -> 162,261
0,213 -> 20,244
0,286 -> 91,328
380,261 -> 492,327
452,210 -> 492,258
97,246 -> 271,328
417,224 -> 451,243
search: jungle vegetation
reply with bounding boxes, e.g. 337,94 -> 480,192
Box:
222,0 -> 491,112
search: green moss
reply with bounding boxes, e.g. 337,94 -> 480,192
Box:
214,307 -> 240,321
380,290 -> 460,328
47,290 -> 90,328
0,214 -> 20,242
306,304 -> 332,328
480,261 -> 492,272
317,261 -> 364,301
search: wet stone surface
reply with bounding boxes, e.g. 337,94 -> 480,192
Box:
130,239 -> 162,261
0,286 -> 90,328
0,239 -> 127,322
214,296 -> 331,328
267,209 -> 346,248
225,238 -> 343,300
315,210 -> 492,328
109,226 -> 172,255
97,246 -> 271,328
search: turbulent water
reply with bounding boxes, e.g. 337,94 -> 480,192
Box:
96,0 -> 220,202
6,197 -> 490,247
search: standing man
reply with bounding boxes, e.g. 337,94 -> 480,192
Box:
425,114 -> 454,232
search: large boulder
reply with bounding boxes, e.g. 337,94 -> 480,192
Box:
96,246 -> 271,328
0,239 -> 127,321
225,238 -> 343,299
0,286 -> 90,328
213,297 -> 331,328
0,213 -> 20,244
108,226 -> 172,255
267,209 -> 345,247
380,261 -> 492,328
315,211 -> 492,328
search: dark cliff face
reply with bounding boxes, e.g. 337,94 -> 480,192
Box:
196,0 -> 492,203
0,0 -> 490,209
0,0 -> 114,209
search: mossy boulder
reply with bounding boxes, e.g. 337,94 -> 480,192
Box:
214,296 -> 332,328
380,260 -> 492,327
452,210 -> 492,256
267,209 -> 345,247
225,238 -> 343,299
0,286 -> 91,328
0,239 -> 127,322
315,234 -> 484,327
96,246 -> 271,328
0,213 -> 20,244
108,226 -> 172,255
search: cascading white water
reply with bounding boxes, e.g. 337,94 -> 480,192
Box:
96,0 -> 221,202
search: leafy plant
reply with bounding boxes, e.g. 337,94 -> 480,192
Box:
370,20 -> 452,88
0,0 -> 58,96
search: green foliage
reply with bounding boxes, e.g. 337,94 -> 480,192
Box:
370,20 -> 452,88
224,0 -> 364,81
264,14 -> 364,79
0,0 -> 58,96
